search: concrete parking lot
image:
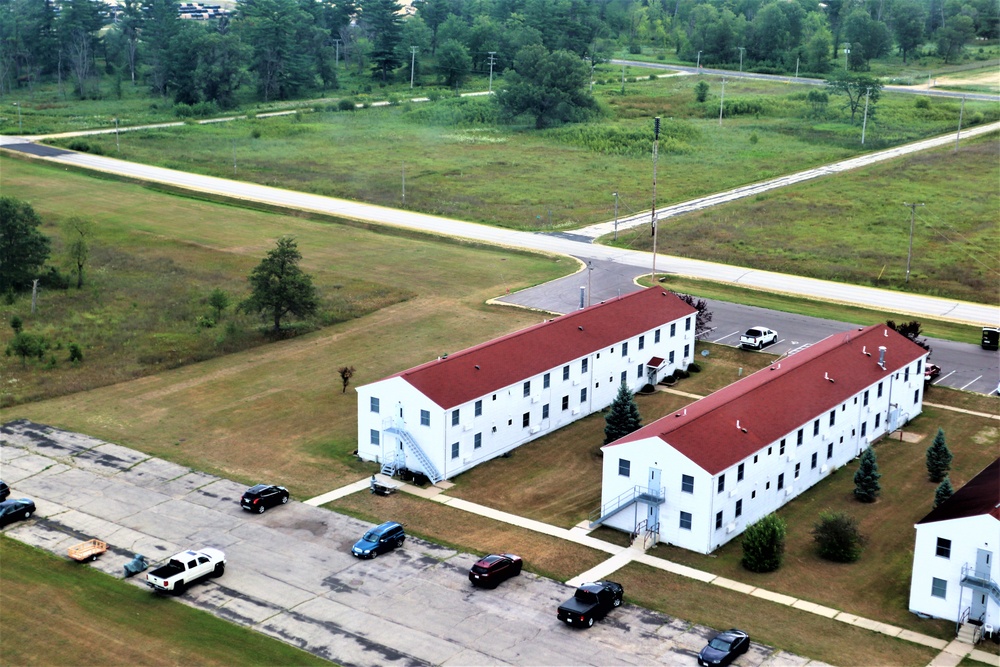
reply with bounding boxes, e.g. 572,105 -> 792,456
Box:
1,419 -> 823,666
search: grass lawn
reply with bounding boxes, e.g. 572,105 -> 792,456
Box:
0,536 -> 328,667
615,562 -> 940,667
618,133 -> 1000,304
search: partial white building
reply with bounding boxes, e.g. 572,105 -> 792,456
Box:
598,324 -> 929,554
908,458 -> 999,629
356,287 -> 697,483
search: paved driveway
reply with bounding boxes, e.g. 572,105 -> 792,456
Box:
0,420 -> 828,666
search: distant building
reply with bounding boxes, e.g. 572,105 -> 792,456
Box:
909,458 -> 999,629
356,287 -> 697,483
598,324 -> 928,554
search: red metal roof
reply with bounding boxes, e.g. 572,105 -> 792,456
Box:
916,458 -> 1000,524
607,325 -> 928,474
392,287 -> 696,409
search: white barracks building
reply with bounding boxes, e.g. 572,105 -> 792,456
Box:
356,287 -> 697,483
597,324 -> 929,554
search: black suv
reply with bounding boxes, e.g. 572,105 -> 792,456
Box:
352,521 -> 405,558
240,484 -> 289,513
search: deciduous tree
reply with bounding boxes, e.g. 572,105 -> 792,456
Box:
826,70 -> 882,123
62,215 -> 93,289
496,45 -> 597,129
436,38 -> 471,88
812,511 -> 865,562
239,236 -> 318,332
0,196 -> 51,293
338,365 -> 355,393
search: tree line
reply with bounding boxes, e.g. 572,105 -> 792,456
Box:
1,0 -> 994,108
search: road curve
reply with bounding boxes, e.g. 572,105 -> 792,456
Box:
2,129 -> 997,327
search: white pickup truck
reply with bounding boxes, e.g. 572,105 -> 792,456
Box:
145,548 -> 226,594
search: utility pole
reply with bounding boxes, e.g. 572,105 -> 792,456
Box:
795,57 -> 799,79
903,202 -> 924,283
589,55 -> 595,92
861,87 -> 871,144
612,191 -> 619,241
718,78 -> 726,126
401,162 -> 406,206
488,52 -> 497,93
333,39 -> 341,69
621,62 -> 626,94
738,47 -> 745,73
955,96 -> 965,151
410,47 -> 418,88
232,138 -> 236,175
114,117 -> 120,152
587,261 -> 593,307
651,117 -> 660,282
696,50 -> 702,68
13,102 -> 21,130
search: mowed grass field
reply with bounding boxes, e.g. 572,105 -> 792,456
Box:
0,537 -> 328,666
615,133 -> 1000,303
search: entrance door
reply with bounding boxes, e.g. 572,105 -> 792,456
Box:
975,549 -> 992,579
972,549 -> 992,622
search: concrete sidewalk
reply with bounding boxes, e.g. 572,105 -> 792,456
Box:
306,475 -> 998,666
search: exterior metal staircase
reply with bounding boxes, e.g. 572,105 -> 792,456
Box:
383,424 -> 442,485
960,563 -> 1000,605
588,485 -> 665,528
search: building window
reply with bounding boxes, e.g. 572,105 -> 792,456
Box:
618,371 -> 625,384
370,430 -> 379,445
562,396 -> 569,410
680,511 -> 692,530
904,367 -> 910,382
474,433 -> 482,449
780,439 -> 786,455
637,363 -> 643,378
681,474 -> 694,493
622,342 -> 628,357
735,499 -> 743,518
813,419 -> 820,437
875,413 -> 881,428
582,358 -> 589,374
878,381 -> 883,398
754,454 -> 758,464
684,344 -> 690,358
718,474 -> 726,494
451,442 -> 459,459
737,463 -> 745,482
669,351 -> 675,364
619,459 -> 631,477
543,372 -> 550,389
475,400 -> 482,417
914,389 -> 920,404
686,316 -> 692,331
827,443 -> 834,459
370,397 -> 380,413
931,578 -> 947,599
563,365 -> 570,381
795,463 -> 801,479
778,473 -> 785,490
580,388 -> 587,403
639,335 -> 645,350
861,421 -> 867,437
655,329 -> 661,343
829,410 -> 836,426
811,452 -> 818,469
936,538 -> 951,558
542,404 -> 549,419
420,410 -> 430,427
452,409 -> 460,426
523,381 -> 531,397
917,360 -> 922,374
670,323 -> 677,337
863,390 -> 869,407
715,511 -> 723,530
797,429 -> 804,446
522,412 -> 530,428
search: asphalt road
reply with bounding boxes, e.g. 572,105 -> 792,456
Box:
0,420 -> 827,667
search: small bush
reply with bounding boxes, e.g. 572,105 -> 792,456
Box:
741,513 -> 786,572
649,74 -> 657,80
676,368 -> 690,379
67,139 -> 103,155
749,132 -> 759,144
197,315 -> 216,330
337,98 -> 357,111
812,511 -> 865,562
914,97 -> 931,109
68,343 -> 83,363
687,362 -> 701,373
38,266 -> 71,289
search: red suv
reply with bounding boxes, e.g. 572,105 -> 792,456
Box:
469,553 -> 523,588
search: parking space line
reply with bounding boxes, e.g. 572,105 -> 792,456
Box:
933,371 -> 956,385
959,375 -> 983,391
713,330 -> 740,344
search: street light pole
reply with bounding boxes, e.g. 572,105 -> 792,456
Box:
903,202 -> 924,283
14,102 -> 21,131
738,47 -> 745,73
719,78 -> 726,126
333,39 -> 341,69
587,261 -> 593,307
955,96 -> 965,151
696,50 -> 702,68
488,52 -> 497,93
861,87 -> 871,145
612,191 -> 619,241
651,117 -> 660,282
410,47 -> 418,88
114,117 -> 120,152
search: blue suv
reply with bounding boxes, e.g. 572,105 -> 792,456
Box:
351,521 -> 405,559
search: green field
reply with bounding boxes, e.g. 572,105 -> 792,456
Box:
0,537 -> 328,667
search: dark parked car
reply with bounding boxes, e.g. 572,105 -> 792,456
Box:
469,553 -> 523,588
556,580 -> 624,628
698,629 -> 750,666
240,484 -> 289,513
351,521 -> 405,559
0,480 -> 9,501
0,498 -> 36,527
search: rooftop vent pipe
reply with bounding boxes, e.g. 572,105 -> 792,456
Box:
878,346 -> 887,369
825,372 -> 835,383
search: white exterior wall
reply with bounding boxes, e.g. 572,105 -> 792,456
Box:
599,355 -> 928,554
909,515 -> 999,626
357,315 -> 695,481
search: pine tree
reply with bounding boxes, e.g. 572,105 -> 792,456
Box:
604,382 -> 642,444
853,447 -> 881,503
925,428 -> 953,482
934,477 -> 954,508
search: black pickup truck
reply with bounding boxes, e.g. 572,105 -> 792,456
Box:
556,581 -> 624,628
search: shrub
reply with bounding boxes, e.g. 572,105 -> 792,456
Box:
694,81 -> 710,103
914,97 -> 931,109
741,513 -> 786,572
67,139 -> 103,155
749,132 -> 759,144
250,128 -> 262,139
687,362 -> 701,373
812,511 -> 865,562
676,368 -> 690,379
10,315 -> 22,334
68,343 -> 83,363
38,266 -> 71,289
337,98 -> 357,111
173,103 -> 193,118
